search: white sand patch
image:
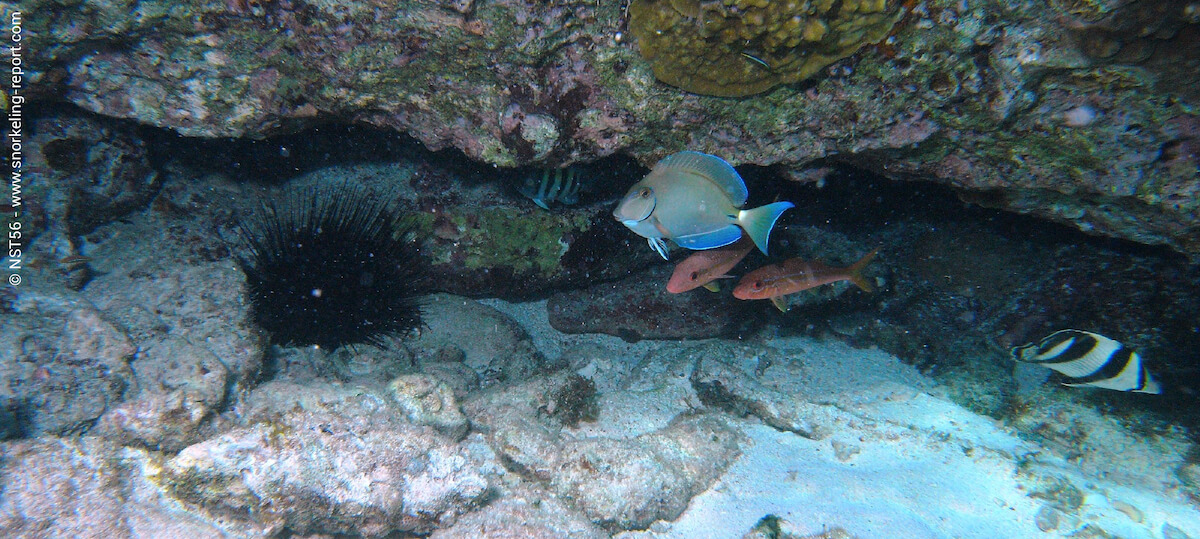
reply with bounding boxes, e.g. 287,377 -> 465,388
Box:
483,298 -> 1200,538
623,421 -> 1038,539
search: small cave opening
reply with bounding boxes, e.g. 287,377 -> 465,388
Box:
740,162 -> 1200,434
35,105 -> 1199,437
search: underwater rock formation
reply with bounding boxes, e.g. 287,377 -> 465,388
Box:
0,436 -> 229,536
629,0 -> 902,96
547,264 -> 762,340
410,293 -> 550,385
25,114 -> 161,239
430,484 -> 609,538
389,373 -> 470,440
85,261 -> 264,452
463,372 -> 743,532
692,356 -> 838,439
163,409 -> 494,537
21,0 -> 1200,255
0,295 -> 134,437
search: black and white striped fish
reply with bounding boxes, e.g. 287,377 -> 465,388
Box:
519,168 -> 583,210
1011,329 -> 1160,394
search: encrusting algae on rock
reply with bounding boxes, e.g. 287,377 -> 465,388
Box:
629,0 -> 903,96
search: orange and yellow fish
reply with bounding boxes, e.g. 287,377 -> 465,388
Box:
733,248 -> 879,312
666,234 -> 755,293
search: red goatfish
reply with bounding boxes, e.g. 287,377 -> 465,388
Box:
666,234 -> 755,293
733,248 -> 879,312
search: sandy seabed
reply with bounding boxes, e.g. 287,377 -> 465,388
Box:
483,298 -> 1200,539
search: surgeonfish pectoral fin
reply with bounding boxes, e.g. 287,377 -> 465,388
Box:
738,201 -> 794,255
649,237 -> 670,260
847,247 -> 880,293
770,296 -> 788,312
703,282 -> 721,292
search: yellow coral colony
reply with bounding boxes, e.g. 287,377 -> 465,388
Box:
629,0 -> 902,97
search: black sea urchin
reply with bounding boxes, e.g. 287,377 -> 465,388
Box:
237,185 -> 424,350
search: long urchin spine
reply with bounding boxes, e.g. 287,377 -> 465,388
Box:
236,185 -> 424,350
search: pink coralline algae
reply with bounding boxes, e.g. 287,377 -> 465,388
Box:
22,0 -> 1200,255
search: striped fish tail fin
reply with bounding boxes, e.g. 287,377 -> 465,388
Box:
847,247 -> 879,293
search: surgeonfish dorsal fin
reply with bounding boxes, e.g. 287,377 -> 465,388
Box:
657,151 -> 748,206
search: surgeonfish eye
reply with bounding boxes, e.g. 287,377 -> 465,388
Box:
689,271 -> 699,281
752,280 -> 764,290
614,185 -> 656,222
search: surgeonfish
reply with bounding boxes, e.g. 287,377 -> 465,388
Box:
612,151 -> 794,260
666,234 -> 755,294
733,248 -> 878,312
1010,329 -> 1160,394
520,168 -> 583,210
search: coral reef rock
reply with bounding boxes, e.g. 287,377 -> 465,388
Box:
548,414 -> 742,530
87,262 -> 264,451
25,113 -> 161,239
0,436 -> 227,538
548,265 -> 761,341
630,0 -> 902,96
162,410 -> 495,537
0,297 -> 135,437
691,356 -> 839,440
26,0 -> 1200,255
464,373 -> 743,531
388,373 -> 470,440
409,294 -> 549,386
236,380 -> 409,428
430,485 -> 608,539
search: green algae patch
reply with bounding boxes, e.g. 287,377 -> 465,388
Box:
544,373 -> 600,427
629,0 -> 902,97
419,207 -> 591,279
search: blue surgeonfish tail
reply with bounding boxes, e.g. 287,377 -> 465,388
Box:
737,201 -> 794,255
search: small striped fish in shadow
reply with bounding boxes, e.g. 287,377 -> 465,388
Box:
1011,329 -> 1160,394
519,168 -> 583,210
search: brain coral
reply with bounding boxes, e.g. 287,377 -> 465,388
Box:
629,0 -> 902,97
